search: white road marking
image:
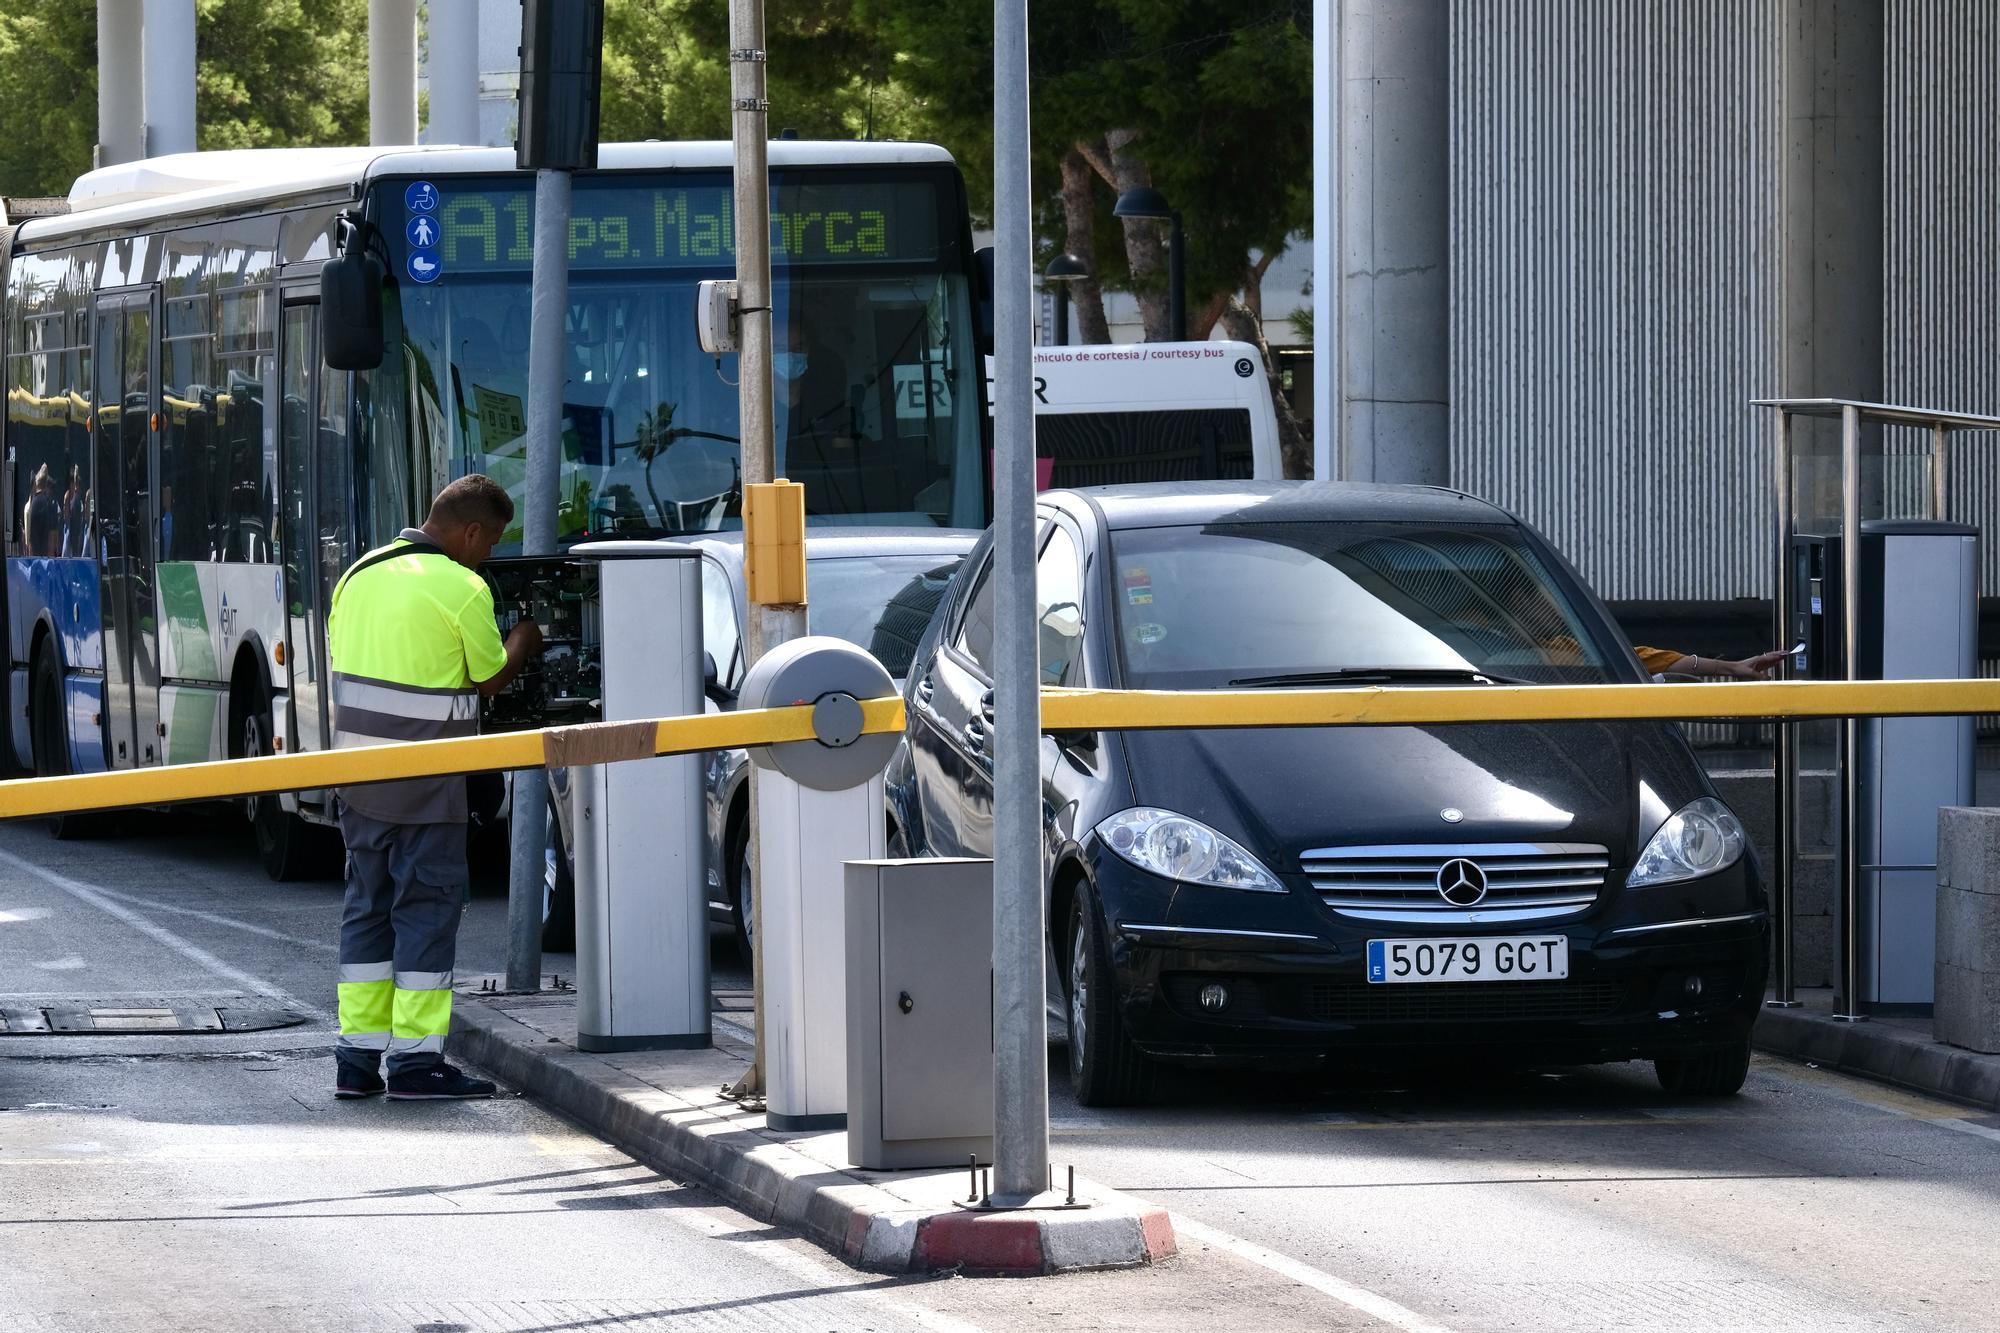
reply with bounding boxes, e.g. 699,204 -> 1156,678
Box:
1171,1213 -> 1457,1333
83,883 -> 337,954
0,847 -> 327,1021
0,906 -> 51,922
30,955 -> 88,971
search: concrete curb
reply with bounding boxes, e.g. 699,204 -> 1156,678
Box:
451,999 -> 1175,1275
1753,1005 -> 2000,1111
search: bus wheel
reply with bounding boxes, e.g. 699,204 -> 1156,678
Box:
238,686 -> 330,882
32,647 -> 95,841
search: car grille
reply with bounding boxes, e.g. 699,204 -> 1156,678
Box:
1303,843 -> 1611,923
1305,978 -> 1628,1024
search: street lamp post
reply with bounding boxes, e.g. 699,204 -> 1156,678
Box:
1042,252 -> 1089,345
1113,187 -> 1184,341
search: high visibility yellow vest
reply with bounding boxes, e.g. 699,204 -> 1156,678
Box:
327,528 -> 508,823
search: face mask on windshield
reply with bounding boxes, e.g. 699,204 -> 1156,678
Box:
773,352 -> 808,381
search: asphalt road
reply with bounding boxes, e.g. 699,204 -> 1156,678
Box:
8,812 -> 2000,1330
0,812 -> 1366,1332
1047,1028 -> 2000,1331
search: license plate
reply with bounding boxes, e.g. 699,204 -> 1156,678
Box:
1366,936 -> 1569,984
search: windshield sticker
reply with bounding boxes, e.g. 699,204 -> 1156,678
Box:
405,180 -> 440,213
1133,622 -> 1166,645
1122,566 -> 1152,605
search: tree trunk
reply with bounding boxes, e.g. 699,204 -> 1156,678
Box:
1059,146 -> 1111,344
1218,296 -> 1312,480
1108,131 -> 1170,342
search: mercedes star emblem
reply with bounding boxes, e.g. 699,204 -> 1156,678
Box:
1436,857 -> 1488,907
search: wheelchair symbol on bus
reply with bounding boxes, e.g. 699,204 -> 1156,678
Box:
405,180 -> 439,213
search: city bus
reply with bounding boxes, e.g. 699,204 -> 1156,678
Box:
0,142 -> 989,876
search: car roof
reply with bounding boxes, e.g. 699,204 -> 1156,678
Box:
655,527 -> 980,567
1045,480 -> 1518,530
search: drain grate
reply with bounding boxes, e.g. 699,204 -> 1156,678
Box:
0,1003 -> 308,1035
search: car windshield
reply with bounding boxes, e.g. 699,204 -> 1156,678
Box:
807,552 -> 966,679
1107,521 -> 1615,690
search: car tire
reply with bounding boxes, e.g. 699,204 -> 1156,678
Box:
1067,890 -> 1152,1107
237,681 -> 333,882
32,645 -> 95,840
730,828 -> 754,966
541,796 -> 576,952
1654,1037 -> 1752,1097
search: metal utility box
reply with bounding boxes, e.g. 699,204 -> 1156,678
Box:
565,544 -> 709,1050
1793,521 -> 1978,1006
844,859 -> 994,1170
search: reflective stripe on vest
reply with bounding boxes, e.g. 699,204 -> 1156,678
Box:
330,671 -> 479,748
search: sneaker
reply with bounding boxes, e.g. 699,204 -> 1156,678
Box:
335,1067 -> 386,1100
385,1062 -> 496,1100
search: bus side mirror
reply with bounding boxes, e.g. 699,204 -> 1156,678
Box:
320,252 -> 386,371
974,245 -> 995,357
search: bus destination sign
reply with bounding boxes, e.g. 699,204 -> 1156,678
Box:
393,179 -> 941,273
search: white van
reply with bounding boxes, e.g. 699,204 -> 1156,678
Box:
987,340 -> 1283,485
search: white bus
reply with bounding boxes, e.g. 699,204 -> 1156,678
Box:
1,141 -> 991,876
986,339 -> 1282,485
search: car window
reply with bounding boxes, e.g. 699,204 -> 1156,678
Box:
1036,523 -> 1085,686
1107,521 -> 1615,689
700,557 -> 743,690
806,552 -> 967,680
952,557 -> 998,675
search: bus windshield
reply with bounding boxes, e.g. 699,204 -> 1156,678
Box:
367,168 -> 985,549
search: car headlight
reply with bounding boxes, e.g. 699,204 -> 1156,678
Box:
1094,807 -> 1286,893
1627,797 -> 1746,887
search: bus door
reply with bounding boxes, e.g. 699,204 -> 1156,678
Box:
93,290 -> 162,768
278,295 -> 354,785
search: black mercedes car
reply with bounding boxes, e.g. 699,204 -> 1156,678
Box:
884,481 -> 1769,1106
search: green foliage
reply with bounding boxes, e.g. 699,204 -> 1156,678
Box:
603,0 -> 920,144
862,0 -> 1312,323
0,0 -> 369,198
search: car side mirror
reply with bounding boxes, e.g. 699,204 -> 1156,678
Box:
320,250 -> 386,371
1048,727 -> 1097,754
702,650 -> 735,706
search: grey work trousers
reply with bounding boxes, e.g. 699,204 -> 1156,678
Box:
335,805 -> 468,1078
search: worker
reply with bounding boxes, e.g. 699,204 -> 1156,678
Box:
326,474 -> 542,1101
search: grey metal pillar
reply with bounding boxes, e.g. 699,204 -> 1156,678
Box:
1334,0 -> 1448,486
503,167 -> 572,993
990,0 -> 1050,1206
1781,0 -> 1884,518
97,0 -> 145,167
370,0 -> 420,146
1310,0 -> 1336,480
424,0 -> 481,145
1769,408 -> 1800,1007
140,0 -> 196,157
1834,403 -> 1866,1022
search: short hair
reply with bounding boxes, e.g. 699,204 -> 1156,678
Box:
429,473 -> 514,531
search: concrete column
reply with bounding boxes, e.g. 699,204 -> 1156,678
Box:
140,0 -> 196,158
370,0 -> 420,146
97,0 -> 145,167
1783,0 -> 1886,526
423,0 -> 480,145
1311,0 -> 1336,478
1334,0 -> 1449,487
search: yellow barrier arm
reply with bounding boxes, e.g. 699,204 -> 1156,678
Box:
1039,678 -> 2000,731
0,697 -> 907,820
6,678 -> 2000,821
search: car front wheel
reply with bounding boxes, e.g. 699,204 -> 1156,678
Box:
1655,1037 -> 1752,1097
1066,890 -> 1152,1107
